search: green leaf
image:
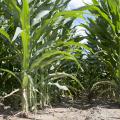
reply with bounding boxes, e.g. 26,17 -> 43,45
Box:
0,29 -> 11,43
63,41 -> 94,53
20,0 -> 30,32
4,0 -> 21,19
115,69 -> 120,78
92,0 -> 99,5
53,5 -> 115,32
49,72 -> 85,90
30,50 -> 81,70
0,68 -> 21,83
20,0 -> 30,70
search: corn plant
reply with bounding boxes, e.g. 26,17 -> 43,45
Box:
0,0 -> 91,114
0,0 -> 70,113
2,0 -> 119,114
76,0 -> 120,100
52,0 -> 120,101
85,0 -> 120,100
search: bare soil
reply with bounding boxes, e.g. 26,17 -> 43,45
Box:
0,100 -> 120,120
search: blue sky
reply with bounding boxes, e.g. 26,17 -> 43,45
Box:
68,0 -> 92,10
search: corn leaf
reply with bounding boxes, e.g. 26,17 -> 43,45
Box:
0,29 -> 11,43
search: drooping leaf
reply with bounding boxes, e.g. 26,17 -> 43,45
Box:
0,68 -> 21,83
30,50 -> 81,70
49,72 -> 85,90
48,82 -> 69,91
0,29 -> 11,43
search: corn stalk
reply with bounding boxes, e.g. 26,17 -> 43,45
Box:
20,0 -> 30,114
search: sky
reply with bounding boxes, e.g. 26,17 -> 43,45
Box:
68,0 -> 92,10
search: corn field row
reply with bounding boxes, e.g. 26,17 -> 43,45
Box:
0,0 -> 120,115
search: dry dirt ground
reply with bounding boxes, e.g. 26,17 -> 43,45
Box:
0,101 -> 120,120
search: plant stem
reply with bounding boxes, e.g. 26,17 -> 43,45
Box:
22,88 -> 29,114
